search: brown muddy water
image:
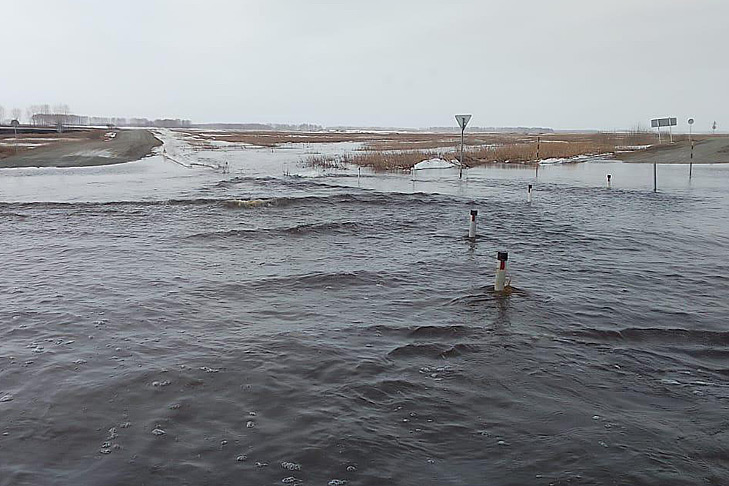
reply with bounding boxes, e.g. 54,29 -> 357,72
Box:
1,151 -> 728,485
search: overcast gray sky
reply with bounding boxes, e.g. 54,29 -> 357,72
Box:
2,0 -> 726,130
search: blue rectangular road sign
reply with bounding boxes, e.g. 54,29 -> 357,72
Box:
651,117 -> 677,128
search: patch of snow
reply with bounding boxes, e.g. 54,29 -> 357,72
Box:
537,157 -> 568,165
413,158 -> 458,170
615,145 -> 651,151
0,143 -> 47,148
65,149 -> 115,158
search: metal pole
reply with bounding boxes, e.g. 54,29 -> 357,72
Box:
653,163 -> 657,192
669,125 -> 673,143
690,141 -> 694,179
459,127 -> 464,179
536,136 -> 541,161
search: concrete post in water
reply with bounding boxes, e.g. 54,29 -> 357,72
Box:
468,210 -> 477,239
607,174 -> 612,188
494,252 -> 508,292
527,184 -> 533,203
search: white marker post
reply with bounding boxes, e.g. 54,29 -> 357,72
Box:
494,251 -> 508,292
607,174 -> 612,188
527,184 -> 533,203
468,210 -> 477,239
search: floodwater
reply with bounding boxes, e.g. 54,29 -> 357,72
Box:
1,135 -> 728,485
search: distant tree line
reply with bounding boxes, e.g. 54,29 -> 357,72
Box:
194,122 -> 323,131
0,102 -> 192,128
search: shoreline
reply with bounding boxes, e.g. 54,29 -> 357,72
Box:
616,137 -> 729,164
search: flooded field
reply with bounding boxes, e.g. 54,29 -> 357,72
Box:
1,133 -> 728,485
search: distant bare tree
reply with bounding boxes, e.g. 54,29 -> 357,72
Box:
11,108 -> 22,123
54,103 -> 70,115
0,105 -> 5,124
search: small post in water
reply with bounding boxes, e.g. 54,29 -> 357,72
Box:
689,141 -> 694,179
494,251 -> 508,292
653,163 -> 657,192
607,174 -> 612,188
468,210 -> 477,239
527,184 -> 533,203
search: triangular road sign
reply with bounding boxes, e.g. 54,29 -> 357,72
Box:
455,114 -> 472,130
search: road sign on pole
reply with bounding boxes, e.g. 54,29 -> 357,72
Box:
455,114 -> 472,179
455,115 -> 471,130
651,117 -> 677,144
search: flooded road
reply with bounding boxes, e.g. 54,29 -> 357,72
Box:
1,137 -> 728,485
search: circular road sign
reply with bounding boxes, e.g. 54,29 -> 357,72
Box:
688,118 -> 694,125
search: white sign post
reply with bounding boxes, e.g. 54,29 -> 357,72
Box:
651,117 -> 677,144
455,114 -> 471,179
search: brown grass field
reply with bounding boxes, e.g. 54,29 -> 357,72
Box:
0,129 -> 105,159
180,129 -> 713,171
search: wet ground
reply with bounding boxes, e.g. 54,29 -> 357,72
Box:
0,129 -> 160,168
1,134 -> 728,485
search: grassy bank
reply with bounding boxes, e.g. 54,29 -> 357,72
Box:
306,131 -> 661,171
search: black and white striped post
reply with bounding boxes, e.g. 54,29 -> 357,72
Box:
494,251 -> 508,292
468,210 -> 477,239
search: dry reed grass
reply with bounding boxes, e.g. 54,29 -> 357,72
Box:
306,150 -> 451,171
186,128 -> 663,171
304,131 -> 660,170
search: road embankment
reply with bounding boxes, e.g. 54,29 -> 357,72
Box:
0,129 -> 161,168
617,137 -> 729,164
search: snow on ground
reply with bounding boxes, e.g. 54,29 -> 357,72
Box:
615,145 -> 651,151
66,149 -> 115,158
413,158 -> 459,170
0,137 -> 78,142
538,153 -> 614,165
152,128 -> 362,178
0,142 -> 47,148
